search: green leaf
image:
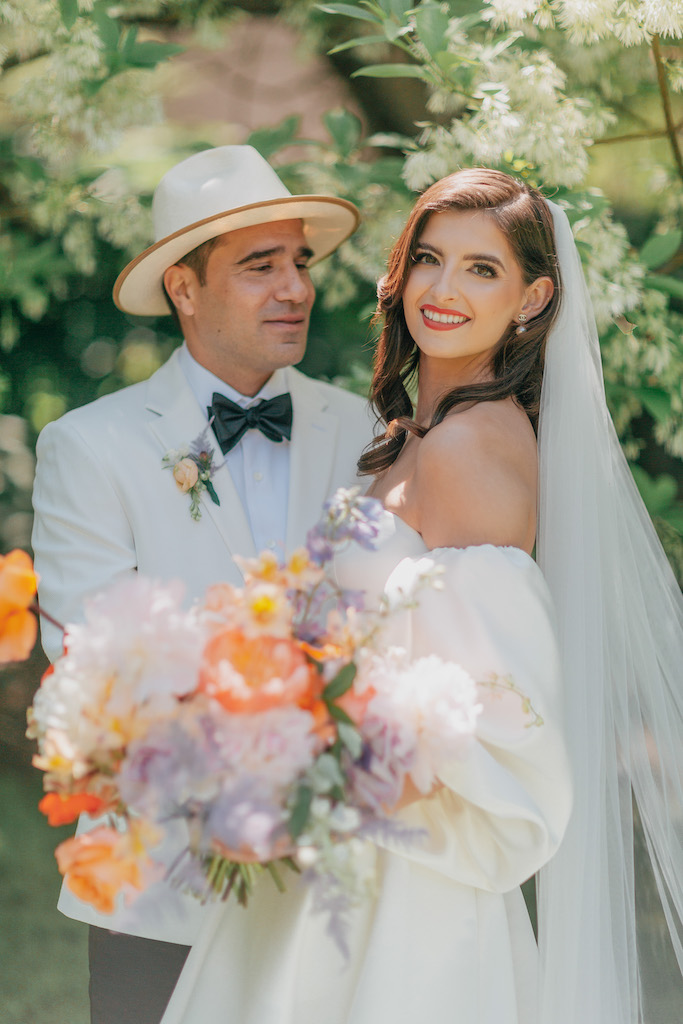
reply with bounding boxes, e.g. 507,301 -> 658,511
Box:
247,116 -> 301,159
92,1 -> 121,52
317,3 -> 382,24
337,721 -> 363,759
378,0 -> 414,18
630,465 -> 678,515
328,703 -> 354,725
643,274 -> 683,301
434,50 -> 464,72
328,33 -> 388,54
288,785 -> 313,839
352,62 -> 427,79
126,40 -> 185,69
323,109 -> 363,157
323,662 -> 357,701
414,1 -> 450,58
121,25 -> 139,59
660,507 -> 683,533
59,0 -> 79,30
383,21 -> 412,42
633,386 -> 672,424
310,752 -> 346,791
640,230 -> 682,270
204,480 -> 220,506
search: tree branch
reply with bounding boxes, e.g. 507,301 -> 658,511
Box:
1,48 -> 50,71
593,122 -> 683,146
651,34 -> 683,183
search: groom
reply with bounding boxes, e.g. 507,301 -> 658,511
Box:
31,145 -> 372,1024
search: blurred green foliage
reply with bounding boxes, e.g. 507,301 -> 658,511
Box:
0,0 -> 681,579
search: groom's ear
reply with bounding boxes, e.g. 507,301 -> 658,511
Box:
163,264 -> 200,318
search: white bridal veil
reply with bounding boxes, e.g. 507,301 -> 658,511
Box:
536,202 -> 683,1022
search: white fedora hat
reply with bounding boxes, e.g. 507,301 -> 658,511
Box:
113,145 -> 360,316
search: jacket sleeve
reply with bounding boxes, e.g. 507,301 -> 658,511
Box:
31,416 -> 137,662
375,545 -> 572,893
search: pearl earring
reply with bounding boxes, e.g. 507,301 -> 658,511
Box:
516,312 -> 528,336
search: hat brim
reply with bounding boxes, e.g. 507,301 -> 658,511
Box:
113,195 -> 360,316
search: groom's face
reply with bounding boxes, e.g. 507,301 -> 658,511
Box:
167,219 -> 316,396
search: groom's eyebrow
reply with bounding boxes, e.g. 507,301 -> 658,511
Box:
237,245 -> 314,265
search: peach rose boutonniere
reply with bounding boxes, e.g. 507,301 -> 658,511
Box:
163,423 -> 222,521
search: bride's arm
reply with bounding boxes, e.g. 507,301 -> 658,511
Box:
375,545 -> 572,894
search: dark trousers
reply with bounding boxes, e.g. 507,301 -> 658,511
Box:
88,926 -> 191,1024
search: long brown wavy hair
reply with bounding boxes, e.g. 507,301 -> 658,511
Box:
357,168 -> 561,476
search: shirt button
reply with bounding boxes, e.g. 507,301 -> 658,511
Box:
267,540 -> 276,549
254,471 -> 263,482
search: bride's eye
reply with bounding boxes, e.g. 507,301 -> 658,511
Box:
471,262 -> 497,278
412,250 -> 438,265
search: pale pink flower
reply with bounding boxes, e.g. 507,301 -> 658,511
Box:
30,577 -> 206,775
216,705 -> 320,787
359,648 -> 482,793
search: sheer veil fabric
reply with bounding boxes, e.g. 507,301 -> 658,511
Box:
536,202 -> 683,1022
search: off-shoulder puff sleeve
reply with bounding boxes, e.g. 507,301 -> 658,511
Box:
375,544 -> 572,893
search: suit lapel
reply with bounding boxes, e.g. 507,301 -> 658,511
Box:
285,368 -> 339,551
145,351 -> 257,560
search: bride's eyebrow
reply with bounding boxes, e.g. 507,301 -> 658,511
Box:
413,242 -> 506,270
414,241 -> 441,254
463,252 -> 505,269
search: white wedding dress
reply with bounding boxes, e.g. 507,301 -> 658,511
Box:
160,513 -> 572,1024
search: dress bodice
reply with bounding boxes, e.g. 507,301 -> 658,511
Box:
333,510 -> 428,607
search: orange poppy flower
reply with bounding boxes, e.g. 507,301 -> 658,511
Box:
199,627 -> 319,713
39,792 -> 108,827
0,549 -> 38,663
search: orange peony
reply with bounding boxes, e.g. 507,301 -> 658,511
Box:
199,627 -> 320,713
336,684 -> 376,727
55,827 -> 147,914
39,792 -> 108,827
0,549 -> 38,663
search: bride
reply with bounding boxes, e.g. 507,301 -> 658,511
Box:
160,170 -> 683,1023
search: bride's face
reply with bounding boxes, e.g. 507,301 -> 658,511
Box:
402,209 -> 532,378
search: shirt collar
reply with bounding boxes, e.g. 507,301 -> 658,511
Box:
178,342 -> 290,414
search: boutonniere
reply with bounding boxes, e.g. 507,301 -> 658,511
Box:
162,422 -> 222,521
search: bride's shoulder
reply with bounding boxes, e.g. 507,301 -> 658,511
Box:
414,399 -> 537,551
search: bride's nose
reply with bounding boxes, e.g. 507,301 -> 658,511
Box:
430,266 -> 460,305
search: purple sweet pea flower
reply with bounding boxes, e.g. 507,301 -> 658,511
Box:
343,716 -> 414,813
305,527 -> 336,567
119,708 -> 223,820
206,776 -> 285,860
306,488 -> 386,566
337,589 -> 366,614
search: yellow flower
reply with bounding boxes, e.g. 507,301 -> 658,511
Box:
285,548 -> 325,589
234,550 -> 283,584
244,582 -> 292,636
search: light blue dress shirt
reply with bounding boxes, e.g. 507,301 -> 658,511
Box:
178,343 -> 290,555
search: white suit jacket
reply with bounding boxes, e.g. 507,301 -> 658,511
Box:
31,347 -> 373,942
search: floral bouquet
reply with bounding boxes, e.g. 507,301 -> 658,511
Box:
6,489 -> 537,950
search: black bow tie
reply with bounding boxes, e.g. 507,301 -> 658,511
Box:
208,392 -> 293,454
